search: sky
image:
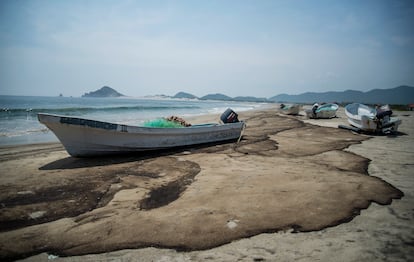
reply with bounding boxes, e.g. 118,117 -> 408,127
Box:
0,0 -> 413,98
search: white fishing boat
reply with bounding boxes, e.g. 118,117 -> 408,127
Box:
343,103 -> 401,133
305,103 -> 339,119
38,109 -> 245,157
278,104 -> 301,115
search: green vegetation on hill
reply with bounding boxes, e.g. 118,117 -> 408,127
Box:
269,85 -> 413,104
200,93 -> 232,101
173,92 -> 198,99
81,85 -> 413,105
82,86 -> 124,98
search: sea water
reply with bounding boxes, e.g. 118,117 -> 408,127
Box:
0,96 -> 265,146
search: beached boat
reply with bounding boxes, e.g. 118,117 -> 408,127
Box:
305,103 -> 339,119
38,110 -> 245,157
343,103 -> 401,133
278,104 -> 301,115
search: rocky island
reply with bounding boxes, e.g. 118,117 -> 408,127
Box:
82,86 -> 125,98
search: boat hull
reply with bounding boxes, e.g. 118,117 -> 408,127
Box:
38,113 -> 245,157
305,103 -> 338,119
279,104 -> 301,115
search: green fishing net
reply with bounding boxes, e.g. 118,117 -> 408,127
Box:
143,118 -> 185,128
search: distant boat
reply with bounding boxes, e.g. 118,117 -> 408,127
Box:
343,103 -> 401,133
305,103 -> 339,119
38,109 -> 245,157
278,104 -> 301,115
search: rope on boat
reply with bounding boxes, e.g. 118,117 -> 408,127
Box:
237,122 -> 246,143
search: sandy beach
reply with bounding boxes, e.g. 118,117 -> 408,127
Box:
0,106 -> 413,261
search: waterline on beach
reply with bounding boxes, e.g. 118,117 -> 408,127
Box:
0,96 -> 268,146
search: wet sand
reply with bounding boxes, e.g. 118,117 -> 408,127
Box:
0,106 -> 412,261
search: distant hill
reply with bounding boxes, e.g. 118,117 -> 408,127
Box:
200,93 -> 232,101
173,92 -> 198,99
269,86 -> 414,104
78,85 -> 412,104
170,92 -> 266,102
82,86 -> 124,98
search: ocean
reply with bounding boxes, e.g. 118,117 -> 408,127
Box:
0,95 -> 266,146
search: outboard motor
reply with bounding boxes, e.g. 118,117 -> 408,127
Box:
376,104 -> 393,119
376,109 -> 392,119
220,108 -> 239,123
375,106 -> 393,130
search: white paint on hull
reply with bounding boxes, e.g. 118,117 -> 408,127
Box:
38,113 -> 245,157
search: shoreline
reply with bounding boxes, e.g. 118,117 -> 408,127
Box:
0,102 -> 274,148
0,106 -> 412,261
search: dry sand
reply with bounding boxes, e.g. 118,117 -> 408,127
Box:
0,106 -> 412,261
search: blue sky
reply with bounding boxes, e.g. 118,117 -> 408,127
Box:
0,0 -> 413,97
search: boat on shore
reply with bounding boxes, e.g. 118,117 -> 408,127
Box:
342,103 -> 401,133
278,104 -> 301,115
305,103 -> 339,119
38,109 -> 245,157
